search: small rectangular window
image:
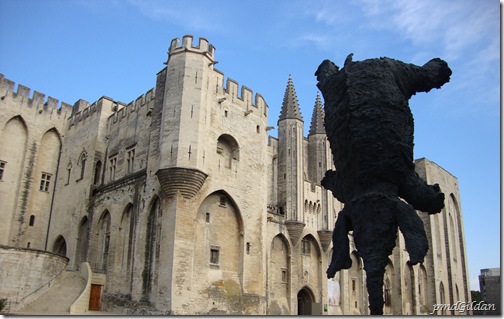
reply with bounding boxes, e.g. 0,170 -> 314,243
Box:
109,156 -> 117,181
29,215 -> 35,226
0,161 -> 5,181
40,173 -> 52,192
219,196 -> 226,207
281,268 -> 288,283
301,239 -> 311,255
352,279 -> 356,292
126,148 -> 135,174
210,246 -> 220,265
205,212 -> 210,223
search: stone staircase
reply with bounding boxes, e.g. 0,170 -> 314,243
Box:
16,270 -> 86,314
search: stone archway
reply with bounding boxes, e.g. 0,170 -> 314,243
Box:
297,286 -> 316,315
76,216 -> 89,268
53,235 -> 67,257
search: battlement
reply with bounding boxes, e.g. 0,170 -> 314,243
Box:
168,35 -> 215,60
107,87 -> 156,128
0,74 -> 73,117
215,74 -> 269,119
67,98 -> 96,128
67,86 -> 155,131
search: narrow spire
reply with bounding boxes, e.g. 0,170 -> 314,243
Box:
309,92 -> 325,135
279,74 -> 303,122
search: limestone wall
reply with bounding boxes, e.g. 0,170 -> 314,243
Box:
415,157 -> 471,315
0,74 -> 70,250
0,246 -> 68,312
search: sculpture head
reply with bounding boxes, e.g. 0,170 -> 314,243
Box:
315,59 -> 339,82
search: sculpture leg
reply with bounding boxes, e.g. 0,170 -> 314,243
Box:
398,170 -> 445,214
366,269 -> 385,315
350,193 -> 399,315
327,208 -> 353,278
395,200 -> 429,265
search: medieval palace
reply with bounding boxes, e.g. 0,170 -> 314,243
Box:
0,35 -> 470,315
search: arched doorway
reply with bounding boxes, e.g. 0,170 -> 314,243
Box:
143,197 -> 161,301
53,235 -> 67,257
76,216 -> 89,269
268,234 -> 291,315
97,211 -> 111,272
297,286 -> 315,315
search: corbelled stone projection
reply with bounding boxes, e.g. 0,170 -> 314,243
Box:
315,55 -> 452,315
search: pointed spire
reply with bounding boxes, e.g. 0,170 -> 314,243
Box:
309,92 -> 325,136
279,74 -> 303,122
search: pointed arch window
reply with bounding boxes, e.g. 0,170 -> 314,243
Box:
217,134 -> 239,169
53,235 -> 67,257
77,149 -> 88,181
97,211 -> 111,272
143,197 -> 162,300
94,160 -> 102,185
66,161 -> 72,185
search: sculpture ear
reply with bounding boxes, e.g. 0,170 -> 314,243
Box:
315,60 -> 339,79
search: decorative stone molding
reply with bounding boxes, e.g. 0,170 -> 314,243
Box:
284,220 -> 305,245
317,229 -> 333,252
156,167 -> 207,199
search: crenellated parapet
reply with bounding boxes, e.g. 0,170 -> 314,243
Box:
217,77 -> 268,119
0,73 -> 73,118
107,87 -> 155,129
168,35 -> 215,60
167,35 -> 268,120
67,98 -> 101,130
67,86 -> 156,132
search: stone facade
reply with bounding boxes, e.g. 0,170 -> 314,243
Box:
0,35 -> 470,315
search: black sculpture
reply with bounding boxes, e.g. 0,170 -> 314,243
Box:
315,55 -> 451,315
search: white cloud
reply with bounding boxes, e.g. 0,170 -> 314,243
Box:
358,0 -> 499,62
126,0 -> 224,32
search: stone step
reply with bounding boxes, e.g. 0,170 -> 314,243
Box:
17,270 -> 86,314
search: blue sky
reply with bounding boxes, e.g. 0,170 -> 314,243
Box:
0,0 -> 500,293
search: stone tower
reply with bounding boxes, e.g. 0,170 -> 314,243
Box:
277,75 -> 305,244
307,93 -> 335,251
156,36 -> 213,198
142,35 -> 269,312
